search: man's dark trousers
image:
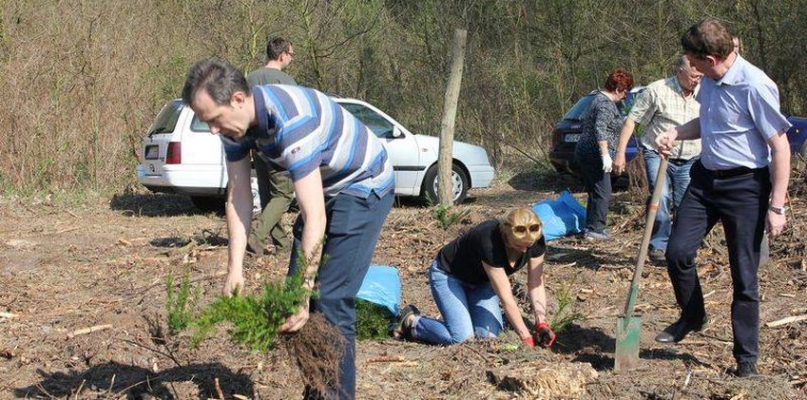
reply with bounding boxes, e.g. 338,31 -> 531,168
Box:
665,161 -> 770,363
289,190 -> 394,399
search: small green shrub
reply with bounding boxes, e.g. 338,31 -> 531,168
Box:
355,300 -> 394,341
165,273 -> 199,335
433,204 -> 471,230
549,280 -> 585,333
165,242 -> 328,353
191,269 -> 313,352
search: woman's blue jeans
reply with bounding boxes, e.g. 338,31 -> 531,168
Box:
411,260 -> 504,345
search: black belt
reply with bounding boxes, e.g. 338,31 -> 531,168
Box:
704,166 -> 765,179
668,158 -> 691,165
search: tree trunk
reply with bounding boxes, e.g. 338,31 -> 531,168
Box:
438,28 -> 467,207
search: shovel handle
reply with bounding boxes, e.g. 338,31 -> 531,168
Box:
622,157 -> 669,317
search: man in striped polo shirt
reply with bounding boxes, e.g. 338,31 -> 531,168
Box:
182,57 -> 394,398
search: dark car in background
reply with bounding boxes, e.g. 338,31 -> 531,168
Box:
787,116 -> 807,158
549,87 -> 645,176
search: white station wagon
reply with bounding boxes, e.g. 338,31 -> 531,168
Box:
136,97 -> 495,211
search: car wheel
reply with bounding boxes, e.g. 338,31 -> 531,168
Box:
422,163 -> 469,204
190,196 -> 225,213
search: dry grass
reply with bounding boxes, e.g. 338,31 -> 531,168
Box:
5,0 -> 804,198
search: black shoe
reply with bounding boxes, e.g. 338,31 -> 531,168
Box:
736,362 -> 761,378
654,316 -> 708,343
393,305 -> 420,340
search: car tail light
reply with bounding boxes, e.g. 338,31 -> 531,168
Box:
550,127 -> 562,148
166,142 -> 181,164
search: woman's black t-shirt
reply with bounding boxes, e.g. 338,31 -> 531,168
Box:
436,219 -> 547,285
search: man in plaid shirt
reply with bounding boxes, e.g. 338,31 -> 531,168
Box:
614,56 -> 703,263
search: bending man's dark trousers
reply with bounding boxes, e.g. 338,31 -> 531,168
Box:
289,190 -> 394,399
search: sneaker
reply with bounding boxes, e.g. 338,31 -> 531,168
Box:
648,248 -> 666,265
393,305 -> 420,340
584,230 -> 610,241
736,362 -> 761,378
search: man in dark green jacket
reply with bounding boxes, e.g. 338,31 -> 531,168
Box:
246,37 -> 297,255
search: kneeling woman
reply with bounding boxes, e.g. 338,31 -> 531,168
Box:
397,208 -> 556,347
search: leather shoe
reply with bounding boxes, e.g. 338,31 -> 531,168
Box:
736,362 -> 761,378
654,316 -> 708,343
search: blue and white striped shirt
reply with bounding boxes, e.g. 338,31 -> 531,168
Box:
221,85 -> 394,198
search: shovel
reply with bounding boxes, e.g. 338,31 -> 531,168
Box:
614,157 -> 669,371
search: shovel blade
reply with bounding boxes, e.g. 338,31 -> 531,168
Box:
614,315 -> 642,372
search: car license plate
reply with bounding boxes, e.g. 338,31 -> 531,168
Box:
564,134 -> 581,143
145,145 -> 159,160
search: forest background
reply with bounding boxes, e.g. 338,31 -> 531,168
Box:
1,0 -> 805,196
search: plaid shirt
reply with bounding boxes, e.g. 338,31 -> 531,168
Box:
630,76 -> 701,159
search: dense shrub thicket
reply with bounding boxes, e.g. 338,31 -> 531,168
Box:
1,0 -> 804,193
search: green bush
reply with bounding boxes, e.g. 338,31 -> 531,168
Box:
165,273 -> 199,335
355,300 -> 395,341
190,269 -> 313,352
433,204 -> 471,230
549,280 -> 585,333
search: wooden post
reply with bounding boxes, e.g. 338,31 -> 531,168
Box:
438,29 -> 467,207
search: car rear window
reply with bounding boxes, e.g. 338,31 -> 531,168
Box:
148,100 -> 183,136
620,88 -> 645,116
563,88 -> 646,122
190,114 -> 211,132
563,94 -> 594,121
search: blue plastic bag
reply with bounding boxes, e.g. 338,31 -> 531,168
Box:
531,191 -> 586,241
356,265 -> 401,316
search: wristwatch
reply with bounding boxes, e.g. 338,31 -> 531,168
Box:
768,205 -> 787,215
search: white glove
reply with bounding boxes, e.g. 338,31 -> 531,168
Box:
601,152 -> 613,173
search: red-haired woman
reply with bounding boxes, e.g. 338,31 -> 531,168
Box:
574,68 -> 634,240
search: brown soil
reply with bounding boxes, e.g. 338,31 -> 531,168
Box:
280,313 -> 345,397
1,164 -> 806,399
